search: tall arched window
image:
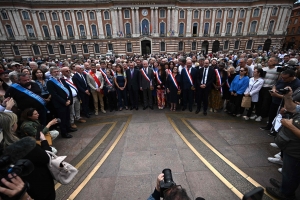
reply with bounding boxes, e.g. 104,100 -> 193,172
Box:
228,10 -> 233,18
204,23 -> 209,35
206,10 -> 210,18
26,25 -> 35,37
272,7 -> 278,16
191,41 -> 197,51
160,42 -> 165,51
179,23 -> 184,35
59,45 -> 65,54
82,44 -> 88,53
234,40 -> 240,49
32,44 -> 40,55
5,25 -> 14,38
217,10 -> 222,18
125,23 -> 131,35
239,10 -> 245,18
192,23 -> 198,35
194,10 -> 199,19
39,12 -> 45,21
47,45 -> 54,54
253,8 -> 259,17
71,44 -> 77,54
246,40 -> 253,49
215,22 -> 221,34
268,20 -> 275,33
104,11 -> 109,20
79,25 -> 86,36
106,24 -> 111,36
91,24 -> 97,36
179,10 -> 185,19
22,11 -> 30,20
94,44 -> 100,53
67,25 -> 74,37
64,12 -> 70,20
224,41 -> 229,50
226,22 -> 232,34
77,11 -> 83,20
141,19 -> 149,35
55,25 -> 62,37
52,12 -> 58,21
237,22 -> 243,34
178,41 -> 184,51
160,9 -> 166,18
160,22 -> 165,35
250,21 -> 257,33
42,25 -> 50,38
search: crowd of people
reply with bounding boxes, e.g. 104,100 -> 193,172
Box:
0,49 -> 300,199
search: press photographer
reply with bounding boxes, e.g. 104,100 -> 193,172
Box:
266,86 -> 300,200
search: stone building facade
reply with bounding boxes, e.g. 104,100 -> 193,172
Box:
283,2 -> 300,50
0,0 -> 295,60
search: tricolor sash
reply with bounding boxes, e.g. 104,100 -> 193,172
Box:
185,67 -> 194,86
49,77 -> 70,97
226,79 -> 230,88
99,68 -> 107,79
105,76 -> 113,86
111,70 -> 115,77
215,69 -> 223,94
140,69 -> 151,82
155,71 -> 162,85
11,83 -> 46,106
169,73 -> 179,90
65,78 -> 78,92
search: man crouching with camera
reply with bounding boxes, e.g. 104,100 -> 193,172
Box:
266,86 -> 300,200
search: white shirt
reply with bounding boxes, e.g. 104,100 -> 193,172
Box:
202,67 -> 209,84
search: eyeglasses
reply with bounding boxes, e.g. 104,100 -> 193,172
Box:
64,70 -> 70,72
240,70 -> 244,72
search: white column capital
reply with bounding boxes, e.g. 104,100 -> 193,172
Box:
150,7 -> 154,10
247,8 -> 252,11
167,7 -> 171,10
118,7 -> 122,10
57,10 -> 62,13
96,9 -> 101,13
30,10 -> 36,14
135,7 -> 139,10
201,8 -> 205,11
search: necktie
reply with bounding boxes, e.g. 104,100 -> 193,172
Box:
131,70 -> 133,78
81,74 -> 87,86
202,68 -> 207,84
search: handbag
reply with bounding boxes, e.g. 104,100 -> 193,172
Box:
46,150 -> 78,185
241,96 -> 251,108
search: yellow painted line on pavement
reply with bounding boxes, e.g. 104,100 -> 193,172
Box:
55,122 -> 116,190
167,116 -> 244,199
181,118 -> 273,199
67,115 -> 132,200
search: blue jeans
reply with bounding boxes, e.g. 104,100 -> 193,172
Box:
117,88 -> 128,108
281,152 -> 300,197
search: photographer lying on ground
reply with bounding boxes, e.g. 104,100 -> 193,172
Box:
266,86 -> 300,200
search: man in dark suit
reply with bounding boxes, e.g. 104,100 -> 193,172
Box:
181,59 -> 197,112
47,67 -> 76,138
126,61 -> 140,110
196,59 -> 215,115
139,60 -> 154,110
72,65 -> 91,118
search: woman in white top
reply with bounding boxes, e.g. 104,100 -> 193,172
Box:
243,68 -> 265,120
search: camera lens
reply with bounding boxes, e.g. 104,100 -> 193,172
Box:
162,168 -> 173,183
56,118 -> 61,123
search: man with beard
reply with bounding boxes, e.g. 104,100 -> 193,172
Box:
47,67 -> 76,138
5,73 -> 47,125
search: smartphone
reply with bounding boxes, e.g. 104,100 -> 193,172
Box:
242,187 -> 264,200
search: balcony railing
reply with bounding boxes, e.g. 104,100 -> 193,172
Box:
56,36 -> 63,40
80,35 -> 87,39
125,34 -> 131,38
247,32 -> 257,36
267,32 -> 274,35
203,33 -> 210,37
225,33 -> 232,36
214,33 -> 221,37
160,34 -> 166,37
106,35 -> 112,39
236,33 -> 243,36
192,34 -> 198,37
178,34 -> 184,37
43,36 -> 51,40
141,32 -> 149,36
68,36 -> 75,40
92,35 -> 98,39
27,36 -> 37,40
7,36 -> 15,40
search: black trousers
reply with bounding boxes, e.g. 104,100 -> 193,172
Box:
182,88 -> 194,110
79,92 -> 90,116
230,94 -> 244,115
256,87 -> 272,118
246,102 -> 257,117
107,91 -> 117,110
128,86 -> 139,108
142,88 -> 152,107
266,102 -> 281,129
197,88 -> 210,112
56,106 -> 71,136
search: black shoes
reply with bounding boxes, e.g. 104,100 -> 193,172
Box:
68,128 -> 77,132
130,107 -> 134,110
266,187 -> 295,200
260,126 -> 271,131
85,114 -> 90,118
195,109 -> 200,114
149,106 -> 153,110
203,112 -> 207,116
269,178 -> 281,189
189,108 -> 192,112
143,106 -> 148,110
62,133 -> 73,138
135,107 -> 139,110
182,107 -> 186,111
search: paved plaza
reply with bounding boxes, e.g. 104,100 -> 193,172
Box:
53,109 -> 299,200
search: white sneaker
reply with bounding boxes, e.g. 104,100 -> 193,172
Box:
236,114 -> 241,117
270,143 -> 279,148
101,109 -> 106,114
268,157 -> 283,165
250,115 -> 257,120
278,168 -> 282,173
255,116 -> 262,121
49,130 -> 59,140
51,146 -> 58,155
274,152 -> 281,158
243,116 -> 249,120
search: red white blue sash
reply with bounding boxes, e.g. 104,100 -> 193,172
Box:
105,75 -> 113,86
155,72 -> 162,85
49,77 -> 70,97
11,83 -> 46,106
166,69 -> 172,75
65,78 -> 78,92
185,67 -> 193,85
170,73 -> 179,89
99,68 -> 107,79
140,69 -> 150,82
215,69 -> 223,94
111,70 -> 115,77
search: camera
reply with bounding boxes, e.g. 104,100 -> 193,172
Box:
56,118 -> 61,123
276,63 -> 298,73
279,88 -> 290,94
159,168 -> 176,198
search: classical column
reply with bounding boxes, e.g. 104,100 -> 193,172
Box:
135,7 -> 139,35
173,7 -> 178,36
118,8 -> 123,34
70,10 -> 79,39
221,9 -> 228,36
154,7 -> 159,36
186,8 -> 192,37
96,9 -> 104,38
199,9 -> 204,37
83,10 -> 91,39
58,10 -> 67,39
263,6 -> 272,33
131,8 -> 136,36
274,7 -> 283,33
10,9 -> 26,39
30,10 -> 42,39
167,7 -> 171,34
232,8 -> 240,36
110,8 -> 118,38
0,20 -> 5,38
45,11 -> 55,39
279,6 -> 288,32
258,6 -> 268,34
243,8 -> 251,36
7,10 -> 20,38
150,7 -> 154,35
210,9 -> 216,36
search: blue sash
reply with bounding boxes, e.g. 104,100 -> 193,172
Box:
11,83 -> 46,106
49,77 -> 70,97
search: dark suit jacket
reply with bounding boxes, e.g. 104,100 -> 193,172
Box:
139,67 -> 154,89
47,79 -> 72,109
72,73 -> 90,95
126,68 -> 140,91
197,67 -> 216,90
180,67 -> 197,90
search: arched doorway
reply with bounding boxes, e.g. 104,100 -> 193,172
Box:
212,40 -> 220,53
201,41 -> 209,54
141,19 -> 149,35
263,39 -> 272,51
141,40 -> 151,55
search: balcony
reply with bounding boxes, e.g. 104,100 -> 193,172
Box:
7,36 -> 15,40
43,36 -> 51,40
192,34 -> 198,37
214,33 -> 221,37
236,33 -> 243,36
92,35 -> 98,39
106,35 -> 112,39
141,32 -> 150,36
178,34 -> 184,37
68,36 -> 75,40
27,36 -> 37,40
80,35 -> 87,39
160,34 -> 166,37
225,33 -> 232,36
203,33 -> 210,37
267,32 -> 274,35
125,34 -> 131,38
55,36 -> 63,40
247,32 -> 257,36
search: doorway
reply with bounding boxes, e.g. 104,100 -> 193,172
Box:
212,40 -> 220,53
141,40 -> 151,55
263,39 -> 272,51
201,41 -> 209,54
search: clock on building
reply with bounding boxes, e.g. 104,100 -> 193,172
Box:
142,9 -> 148,16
